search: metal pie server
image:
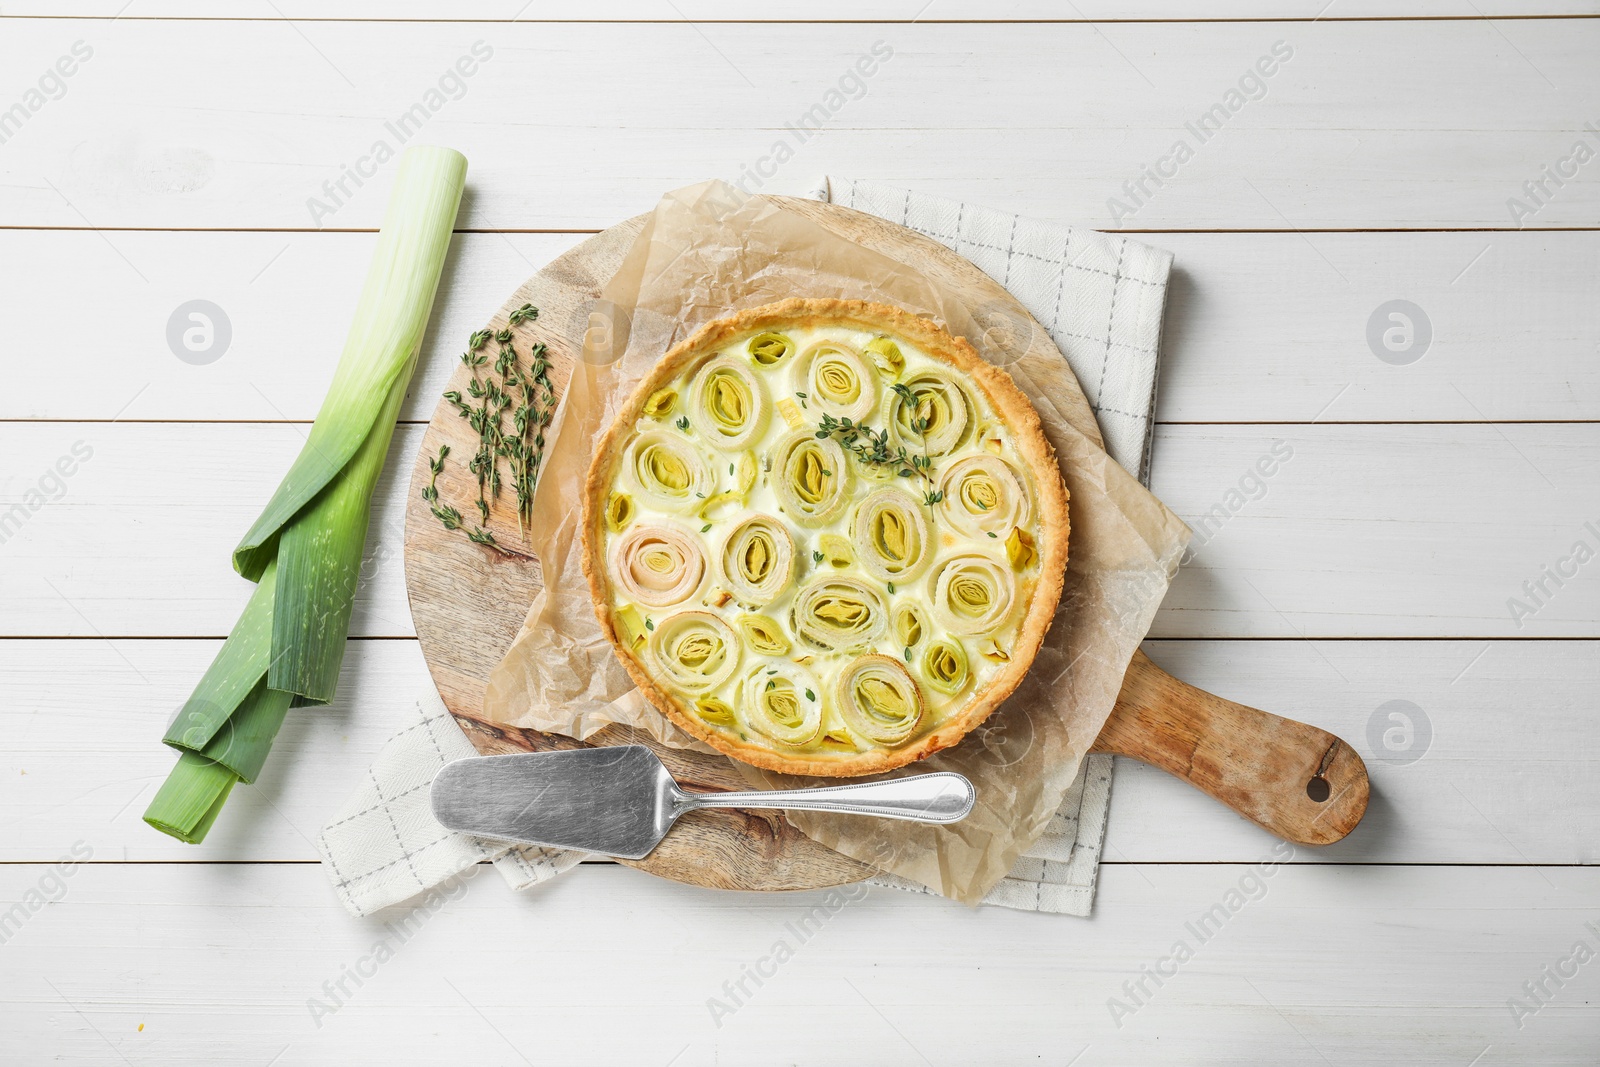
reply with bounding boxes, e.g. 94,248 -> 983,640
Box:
430,744 -> 976,860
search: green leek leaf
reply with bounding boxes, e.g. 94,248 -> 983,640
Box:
143,753 -> 239,845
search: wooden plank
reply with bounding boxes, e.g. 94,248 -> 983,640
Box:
2,422 -> 1593,638
1,861 -> 1595,1065
2,229 -> 1596,424
10,2 -> 1600,19
1155,231 -> 1600,423
1149,423 -> 1600,638
3,637 -> 1593,864
1,20 -> 1597,230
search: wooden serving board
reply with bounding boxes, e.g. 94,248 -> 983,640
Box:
403,197 -> 1368,892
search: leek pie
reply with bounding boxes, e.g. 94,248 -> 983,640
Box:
582,299 -> 1069,777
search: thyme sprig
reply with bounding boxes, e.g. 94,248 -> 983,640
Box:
429,304 -> 552,550
459,327 -> 497,518
500,337 -> 554,536
421,444 -> 511,556
421,444 -> 463,530
815,385 -> 945,507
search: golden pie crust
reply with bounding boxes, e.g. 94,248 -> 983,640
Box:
582,298 -> 1070,776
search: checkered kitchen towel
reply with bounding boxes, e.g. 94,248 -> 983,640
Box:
317,178 -> 1174,918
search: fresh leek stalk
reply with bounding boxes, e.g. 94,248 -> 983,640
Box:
145,146 -> 467,843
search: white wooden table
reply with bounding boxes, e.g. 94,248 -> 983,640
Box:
2,4 -> 1597,1064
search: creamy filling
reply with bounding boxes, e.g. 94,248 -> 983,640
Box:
604,323 -> 1042,757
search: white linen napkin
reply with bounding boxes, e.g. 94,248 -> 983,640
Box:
317,177 -> 1174,918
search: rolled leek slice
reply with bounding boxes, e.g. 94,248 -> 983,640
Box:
604,492 -> 635,533
936,454 -> 1033,539
772,430 -> 849,526
747,331 -> 794,367
891,602 -> 928,649
886,368 -> 972,457
731,450 -> 758,493
624,431 -> 712,512
836,655 -> 924,747
864,336 -> 904,379
1005,525 -> 1038,570
612,524 -> 707,608
930,553 -> 1016,636
817,533 -> 853,569
852,487 -> 931,582
741,664 -> 824,747
615,603 -> 650,652
922,638 -> 970,696
735,613 -> 791,656
795,340 -> 877,423
693,695 -> 738,727
692,356 -> 768,451
649,611 -> 739,693
644,388 -> 678,418
719,515 -> 795,605
792,575 -> 886,652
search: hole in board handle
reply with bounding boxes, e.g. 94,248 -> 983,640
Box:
1305,776 -> 1331,803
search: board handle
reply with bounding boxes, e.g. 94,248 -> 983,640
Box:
1090,650 -> 1369,846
